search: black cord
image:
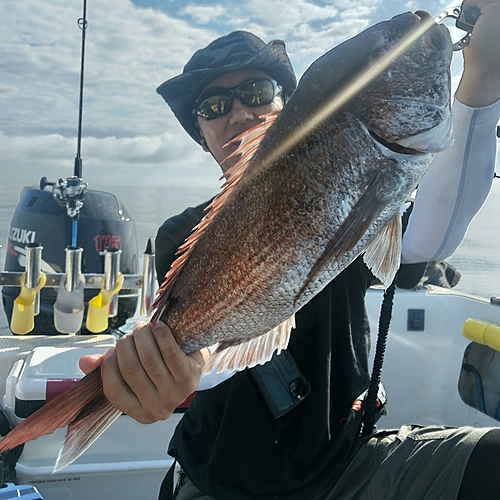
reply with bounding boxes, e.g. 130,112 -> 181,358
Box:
362,276 -> 397,436
361,206 -> 413,437
462,363 -> 487,414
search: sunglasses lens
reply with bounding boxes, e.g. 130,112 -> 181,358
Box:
238,80 -> 275,107
196,91 -> 232,120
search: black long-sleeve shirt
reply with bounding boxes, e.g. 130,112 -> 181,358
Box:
156,204 -> 375,500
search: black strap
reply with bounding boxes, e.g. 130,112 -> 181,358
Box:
362,277 -> 396,436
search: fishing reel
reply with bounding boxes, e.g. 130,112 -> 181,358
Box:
41,175 -> 88,220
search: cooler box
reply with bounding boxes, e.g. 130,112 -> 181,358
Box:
3,346 -> 111,425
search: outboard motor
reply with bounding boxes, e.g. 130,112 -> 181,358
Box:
1,180 -> 139,334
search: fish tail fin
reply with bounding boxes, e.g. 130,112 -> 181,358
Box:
0,367 -> 118,472
54,394 -> 121,472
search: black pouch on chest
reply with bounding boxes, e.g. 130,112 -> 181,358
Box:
249,349 -> 311,419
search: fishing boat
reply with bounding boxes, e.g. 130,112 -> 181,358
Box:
2,3 -> 500,499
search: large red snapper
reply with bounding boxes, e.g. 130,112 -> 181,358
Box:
0,11 -> 453,471
152,10 -> 453,371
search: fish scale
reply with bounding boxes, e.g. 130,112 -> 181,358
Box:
164,107 -> 429,356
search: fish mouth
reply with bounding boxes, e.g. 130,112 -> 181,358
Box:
369,129 -> 423,156
393,110 -> 454,154
367,108 -> 454,157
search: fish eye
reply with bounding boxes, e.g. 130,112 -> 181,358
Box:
370,48 -> 388,66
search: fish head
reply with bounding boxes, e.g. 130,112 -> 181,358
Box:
275,10 -> 454,161
355,10 -> 454,155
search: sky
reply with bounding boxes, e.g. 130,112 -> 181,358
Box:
0,0 -> 487,192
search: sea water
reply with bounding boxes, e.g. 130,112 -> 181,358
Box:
1,179 -> 499,334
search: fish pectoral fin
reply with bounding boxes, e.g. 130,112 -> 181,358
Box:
296,182 -> 386,300
202,315 -> 295,375
363,215 -> 401,288
54,392 -> 121,472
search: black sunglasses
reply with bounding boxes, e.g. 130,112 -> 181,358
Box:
194,78 -> 281,121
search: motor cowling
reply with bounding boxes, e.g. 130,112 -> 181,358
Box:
2,184 -> 139,335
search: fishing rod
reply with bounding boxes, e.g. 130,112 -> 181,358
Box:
75,0 -> 87,181
50,0 -> 89,248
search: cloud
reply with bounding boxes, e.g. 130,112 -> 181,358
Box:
0,0 -> 489,196
179,4 -> 229,24
0,0 -> 224,191
0,131 -> 222,189
175,0 -> 383,76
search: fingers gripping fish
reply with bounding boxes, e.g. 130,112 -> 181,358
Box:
0,11 -> 453,470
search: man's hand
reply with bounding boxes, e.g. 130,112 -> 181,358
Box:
79,321 -> 205,424
456,0 -> 500,106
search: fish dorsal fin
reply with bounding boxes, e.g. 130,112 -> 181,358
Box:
151,112 -> 279,325
296,177 -> 386,301
202,314 -> 295,375
220,110 -> 280,174
363,215 -> 401,288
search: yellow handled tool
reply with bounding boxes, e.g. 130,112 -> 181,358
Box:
463,319 -> 500,353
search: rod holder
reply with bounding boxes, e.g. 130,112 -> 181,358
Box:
86,248 -> 123,334
64,246 -> 83,292
104,248 -> 121,318
141,238 -> 156,316
54,247 -> 85,334
10,243 -> 47,335
25,243 -> 43,316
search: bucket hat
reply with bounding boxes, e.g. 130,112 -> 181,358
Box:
157,31 -> 297,143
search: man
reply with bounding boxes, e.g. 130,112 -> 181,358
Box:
81,2 -> 500,498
